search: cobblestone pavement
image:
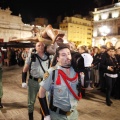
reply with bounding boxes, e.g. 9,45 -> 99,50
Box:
0,65 -> 120,120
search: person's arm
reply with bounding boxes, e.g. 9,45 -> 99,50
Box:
22,63 -> 29,88
21,52 -> 24,60
23,64 -> 29,73
39,86 -> 46,98
38,68 -> 53,120
22,53 -> 31,82
38,87 -> 51,120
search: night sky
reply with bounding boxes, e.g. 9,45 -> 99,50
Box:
0,0 -> 118,25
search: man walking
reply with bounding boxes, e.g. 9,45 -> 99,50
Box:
22,42 -> 53,120
38,45 -> 84,120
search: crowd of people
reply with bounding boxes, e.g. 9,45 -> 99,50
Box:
0,47 -> 30,67
0,25 -> 120,120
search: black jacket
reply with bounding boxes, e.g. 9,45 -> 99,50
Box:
100,53 -> 119,74
92,53 -> 100,69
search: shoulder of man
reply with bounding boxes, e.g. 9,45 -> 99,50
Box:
43,66 -> 57,80
48,66 -> 57,73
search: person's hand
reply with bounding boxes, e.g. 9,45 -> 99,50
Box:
22,82 -> 27,89
44,115 -> 51,120
108,66 -> 114,71
91,64 -> 94,67
80,72 -> 84,75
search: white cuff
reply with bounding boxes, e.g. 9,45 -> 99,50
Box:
44,115 -> 51,120
22,82 -> 27,89
107,66 -> 110,70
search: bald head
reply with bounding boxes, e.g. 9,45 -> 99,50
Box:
36,41 -> 45,47
35,42 -> 45,53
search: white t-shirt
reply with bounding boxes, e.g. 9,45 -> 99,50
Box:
81,53 -> 93,67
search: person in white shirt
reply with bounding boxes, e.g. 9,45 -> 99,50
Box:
77,45 -> 93,94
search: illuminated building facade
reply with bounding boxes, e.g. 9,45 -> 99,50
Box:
59,15 -> 93,47
0,8 -> 33,42
92,2 -> 120,48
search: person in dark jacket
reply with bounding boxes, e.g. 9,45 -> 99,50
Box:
98,45 -> 107,92
100,47 -> 119,106
92,46 -> 100,87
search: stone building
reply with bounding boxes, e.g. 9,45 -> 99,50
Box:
92,2 -> 120,48
59,15 -> 93,47
0,8 -> 64,44
0,8 -> 34,42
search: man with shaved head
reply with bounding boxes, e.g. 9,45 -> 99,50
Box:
22,41 -> 53,120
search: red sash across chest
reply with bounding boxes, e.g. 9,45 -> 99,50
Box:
56,69 -> 82,100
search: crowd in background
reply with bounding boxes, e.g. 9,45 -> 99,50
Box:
76,45 -> 120,102
0,47 -> 30,67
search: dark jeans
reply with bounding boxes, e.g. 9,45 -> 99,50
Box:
99,70 -> 106,90
105,75 -> 116,101
84,68 -> 93,88
112,73 -> 120,99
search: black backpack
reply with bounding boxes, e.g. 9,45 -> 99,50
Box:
71,51 -> 85,73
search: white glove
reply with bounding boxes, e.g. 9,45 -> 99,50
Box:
22,82 -> 27,89
44,115 -> 51,120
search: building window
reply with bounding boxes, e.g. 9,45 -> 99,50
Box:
101,13 -> 109,20
87,28 -> 91,30
109,13 -> 112,18
94,14 -> 99,21
112,11 -> 119,18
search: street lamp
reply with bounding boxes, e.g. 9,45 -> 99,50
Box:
99,25 -> 110,45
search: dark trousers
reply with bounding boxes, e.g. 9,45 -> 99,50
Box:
99,70 -> 106,90
84,68 -> 92,88
113,73 -> 120,99
105,75 -> 116,101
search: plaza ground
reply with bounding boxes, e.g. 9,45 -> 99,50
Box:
0,65 -> 120,120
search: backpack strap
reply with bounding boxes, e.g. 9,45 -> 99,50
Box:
77,73 -> 82,98
49,69 -> 55,110
35,54 -> 51,73
35,54 -> 46,73
52,70 -> 55,82
29,54 -> 51,74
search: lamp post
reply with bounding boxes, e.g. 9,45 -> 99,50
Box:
99,26 -> 110,45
